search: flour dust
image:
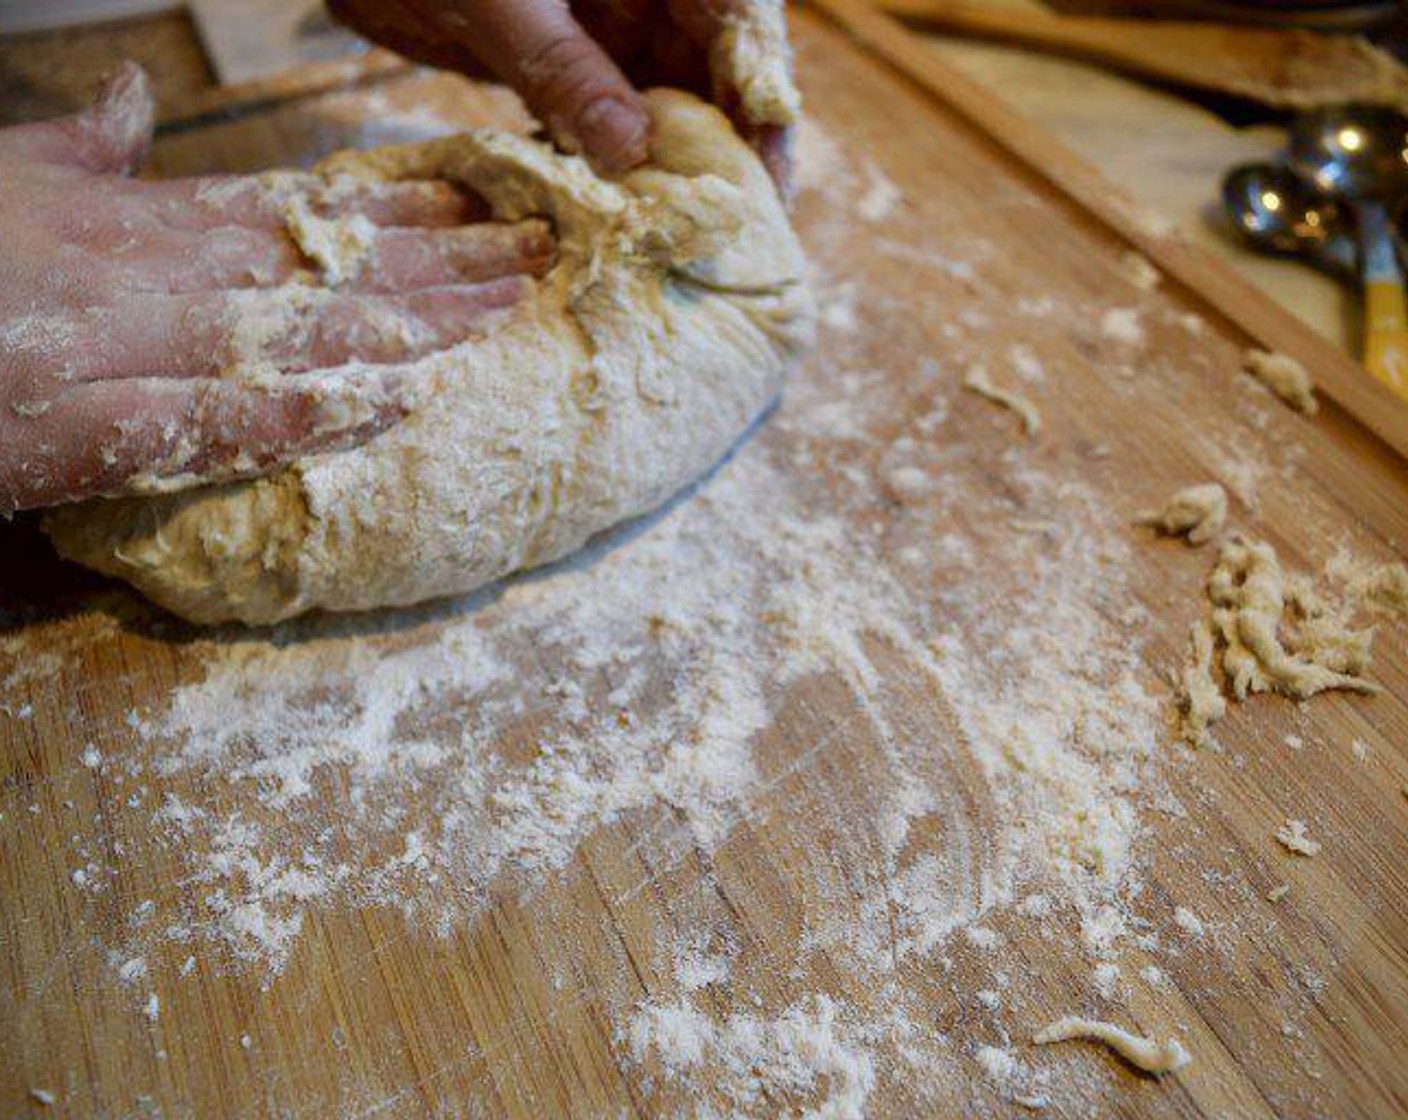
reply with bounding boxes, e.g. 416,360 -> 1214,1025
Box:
3,109 -> 1337,1118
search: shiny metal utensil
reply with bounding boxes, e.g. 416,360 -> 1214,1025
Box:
1290,105 -> 1408,399
1222,162 -> 1356,278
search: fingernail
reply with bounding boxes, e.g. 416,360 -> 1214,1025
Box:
572,98 -> 649,175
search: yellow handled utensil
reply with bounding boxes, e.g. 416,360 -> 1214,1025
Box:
1365,276 -> 1408,396
1290,105 -> 1408,405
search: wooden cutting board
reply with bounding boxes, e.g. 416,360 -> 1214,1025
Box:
4,3 -> 1408,1117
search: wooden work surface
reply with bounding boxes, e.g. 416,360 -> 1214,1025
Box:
4,4 -> 1408,1117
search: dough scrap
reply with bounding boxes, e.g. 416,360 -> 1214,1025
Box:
1176,537 -> 1380,747
1137,482 -> 1227,546
1275,818 -> 1321,857
46,91 -> 814,624
1209,538 -> 1375,701
1032,1016 -> 1190,1075
1346,560 -> 1408,616
963,363 -> 1041,436
1243,349 -> 1318,415
1177,620 -> 1225,749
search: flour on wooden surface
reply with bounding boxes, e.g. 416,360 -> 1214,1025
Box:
29,110 -> 1167,1116
625,996 -> 877,1119
1099,307 -> 1146,347
10,82 -> 1373,1117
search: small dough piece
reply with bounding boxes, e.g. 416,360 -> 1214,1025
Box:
1243,349 -> 1318,415
1033,1016 -> 1190,1075
46,92 -> 814,624
1137,482 -> 1227,546
963,363 -> 1041,436
1275,818 -> 1321,857
1120,250 -> 1161,292
1177,619 -> 1226,749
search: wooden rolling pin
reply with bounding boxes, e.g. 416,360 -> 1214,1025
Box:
872,0 -> 1408,111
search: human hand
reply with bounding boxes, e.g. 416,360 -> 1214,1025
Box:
0,63 -> 553,515
327,0 -> 798,189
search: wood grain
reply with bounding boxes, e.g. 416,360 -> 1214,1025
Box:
3,5 -> 1408,1118
872,0 -> 1408,112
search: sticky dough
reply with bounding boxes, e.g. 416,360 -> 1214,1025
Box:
46,90 -> 814,624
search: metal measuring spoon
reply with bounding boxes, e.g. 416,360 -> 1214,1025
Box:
1289,105 -> 1408,399
1222,162 -> 1356,279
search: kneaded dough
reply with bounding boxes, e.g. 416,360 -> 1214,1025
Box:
46,91 -> 814,624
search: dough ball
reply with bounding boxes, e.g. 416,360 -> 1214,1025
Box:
45,91 -> 814,624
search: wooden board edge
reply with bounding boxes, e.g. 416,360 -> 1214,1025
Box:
155,48 -> 409,133
802,0 -> 1408,465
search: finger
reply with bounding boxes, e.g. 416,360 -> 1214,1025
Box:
9,374 -> 407,512
0,61 -> 154,175
53,278 -> 530,383
116,224 -> 306,294
355,220 -> 553,294
132,176 -> 488,234
108,217 -> 552,295
435,0 -> 650,173
238,280 -> 530,371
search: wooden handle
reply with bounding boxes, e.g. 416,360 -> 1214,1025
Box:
1364,279 -> 1408,401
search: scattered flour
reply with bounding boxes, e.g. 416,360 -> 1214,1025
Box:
1099,308 -> 1146,347
1172,907 -> 1205,938
625,996 -> 877,1119
974,1044 -> 1049,1109
857,160 -> 903,223
1092,963 -> 1121,1000
2,89 -> 1276,1116
672,933 -> 736,993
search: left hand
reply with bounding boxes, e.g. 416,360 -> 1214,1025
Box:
0,63 -> 552,514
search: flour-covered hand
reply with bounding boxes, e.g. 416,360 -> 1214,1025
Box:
0,63 -> 551,514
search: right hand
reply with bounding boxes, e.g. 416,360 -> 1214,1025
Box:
328,0 -> 798,190
1,63 -> 553,515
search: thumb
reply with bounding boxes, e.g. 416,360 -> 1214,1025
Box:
454,0 -> 650,174
2,61 -> 154,175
